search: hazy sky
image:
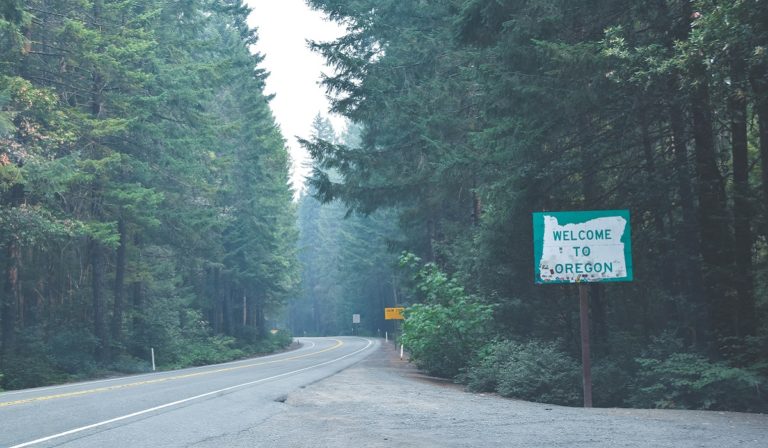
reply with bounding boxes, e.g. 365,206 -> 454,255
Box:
245,0 -> 345,193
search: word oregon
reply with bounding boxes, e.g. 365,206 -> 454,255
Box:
552,229 -> 612,241
552,262 -> 614,275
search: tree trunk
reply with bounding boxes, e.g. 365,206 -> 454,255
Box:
222,281 -> 233,335
111,218 -> 127,352
89,0 -> 109,362
90,237 -> 108,362
131,233 -> 143,335
729,59 -> 755,338
242,292 -> 248,327
639,109 -> 672,292
213,268 -> 223,333
689,58 -> 735,345
668,99 -> 705,347
750,63 -> 768,229
1,184 -> 25,364
1,239 -> 21,362
255,296 -> 266,338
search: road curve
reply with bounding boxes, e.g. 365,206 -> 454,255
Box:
0,337 -> 376,447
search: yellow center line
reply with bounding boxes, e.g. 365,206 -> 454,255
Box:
0,339 -> 344,408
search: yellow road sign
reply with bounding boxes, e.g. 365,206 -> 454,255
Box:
384,307 -> 405,320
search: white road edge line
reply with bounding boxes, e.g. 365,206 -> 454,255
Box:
0,339 -> 317,397
10,338 -> 373,448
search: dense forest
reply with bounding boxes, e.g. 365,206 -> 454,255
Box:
301,0 -> 768,411
291,115 -> 403,337
3,0 -> 768,413
0,1 -> 297,389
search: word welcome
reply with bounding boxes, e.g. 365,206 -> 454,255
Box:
552,229 -> 612,241
533,210 -> 632,284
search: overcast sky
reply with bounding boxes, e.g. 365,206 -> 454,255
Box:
245,0 -> 346,194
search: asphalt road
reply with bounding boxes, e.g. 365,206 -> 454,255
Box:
0,337 -> 376,448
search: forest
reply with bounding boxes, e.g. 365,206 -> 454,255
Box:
0,0 -> 297,389
299,0 -> 768,411
3,0 -> 768,413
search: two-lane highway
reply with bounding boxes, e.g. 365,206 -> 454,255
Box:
0,337 -> 376,447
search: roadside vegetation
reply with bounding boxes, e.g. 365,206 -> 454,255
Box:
0,1 -> 297,389
301,0 -> 768,412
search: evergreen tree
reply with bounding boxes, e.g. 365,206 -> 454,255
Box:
0,0 -> 298,388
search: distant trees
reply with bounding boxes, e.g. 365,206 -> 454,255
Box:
303,0 -> 768,410
292,116 -> 402,336
0,0 -> 297,389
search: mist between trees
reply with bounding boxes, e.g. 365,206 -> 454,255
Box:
298,0 -> 768,411
1,1 -> 297,389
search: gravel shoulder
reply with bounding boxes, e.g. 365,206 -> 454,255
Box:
259,340 -> 767,448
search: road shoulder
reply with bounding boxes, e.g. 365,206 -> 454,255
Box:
258,340 -> 767,448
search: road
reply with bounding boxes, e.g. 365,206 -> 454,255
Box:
4,337 -> 766,448
0,337 -> 376,448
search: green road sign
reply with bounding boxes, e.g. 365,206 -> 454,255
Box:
533,210 -> 633,284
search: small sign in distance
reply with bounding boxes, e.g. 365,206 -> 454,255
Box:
384,307 -> 405,320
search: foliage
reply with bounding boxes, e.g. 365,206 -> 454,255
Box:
591,358 -> 633,407
463,339 -> 581,406
49,328 -> 100,375
1,328 -> 65,390
0,0 -> 298,389
629,354 -> 766,412
108,354 -> 151,375
303,0 -> 768,412
1,355 -> 63,390
247,329 -> 294,355
291,118 -> 403,337
174,335 -> 244,368
400,254 -> 493,377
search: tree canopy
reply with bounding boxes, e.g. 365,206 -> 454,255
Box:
0,0 -> 297,389
302,0 -> 768,411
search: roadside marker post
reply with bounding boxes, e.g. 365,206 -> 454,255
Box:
151,347 -> 156,372
532,210 -> 633,408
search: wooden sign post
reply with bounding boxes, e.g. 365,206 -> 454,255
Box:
533,210 -> 633,408
578,283 -> 592,407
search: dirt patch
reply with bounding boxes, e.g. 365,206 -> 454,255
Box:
257,340 -> 768,448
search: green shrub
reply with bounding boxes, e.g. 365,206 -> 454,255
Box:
628,352 -> 766,412
462,340 -> 506,392
402,298 -> 493,377
49,327 -> 98,375
263,329 -> 293,351
464,339 -> 582,406
592,359 -> 633,407
1,327 -> 66,389
399,253 -> 494,378
1,354 -> 65,390
109,354 -> 152,374
174,335 -> 244,368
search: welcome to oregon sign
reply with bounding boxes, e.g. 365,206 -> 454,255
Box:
533,210 -> 633,284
